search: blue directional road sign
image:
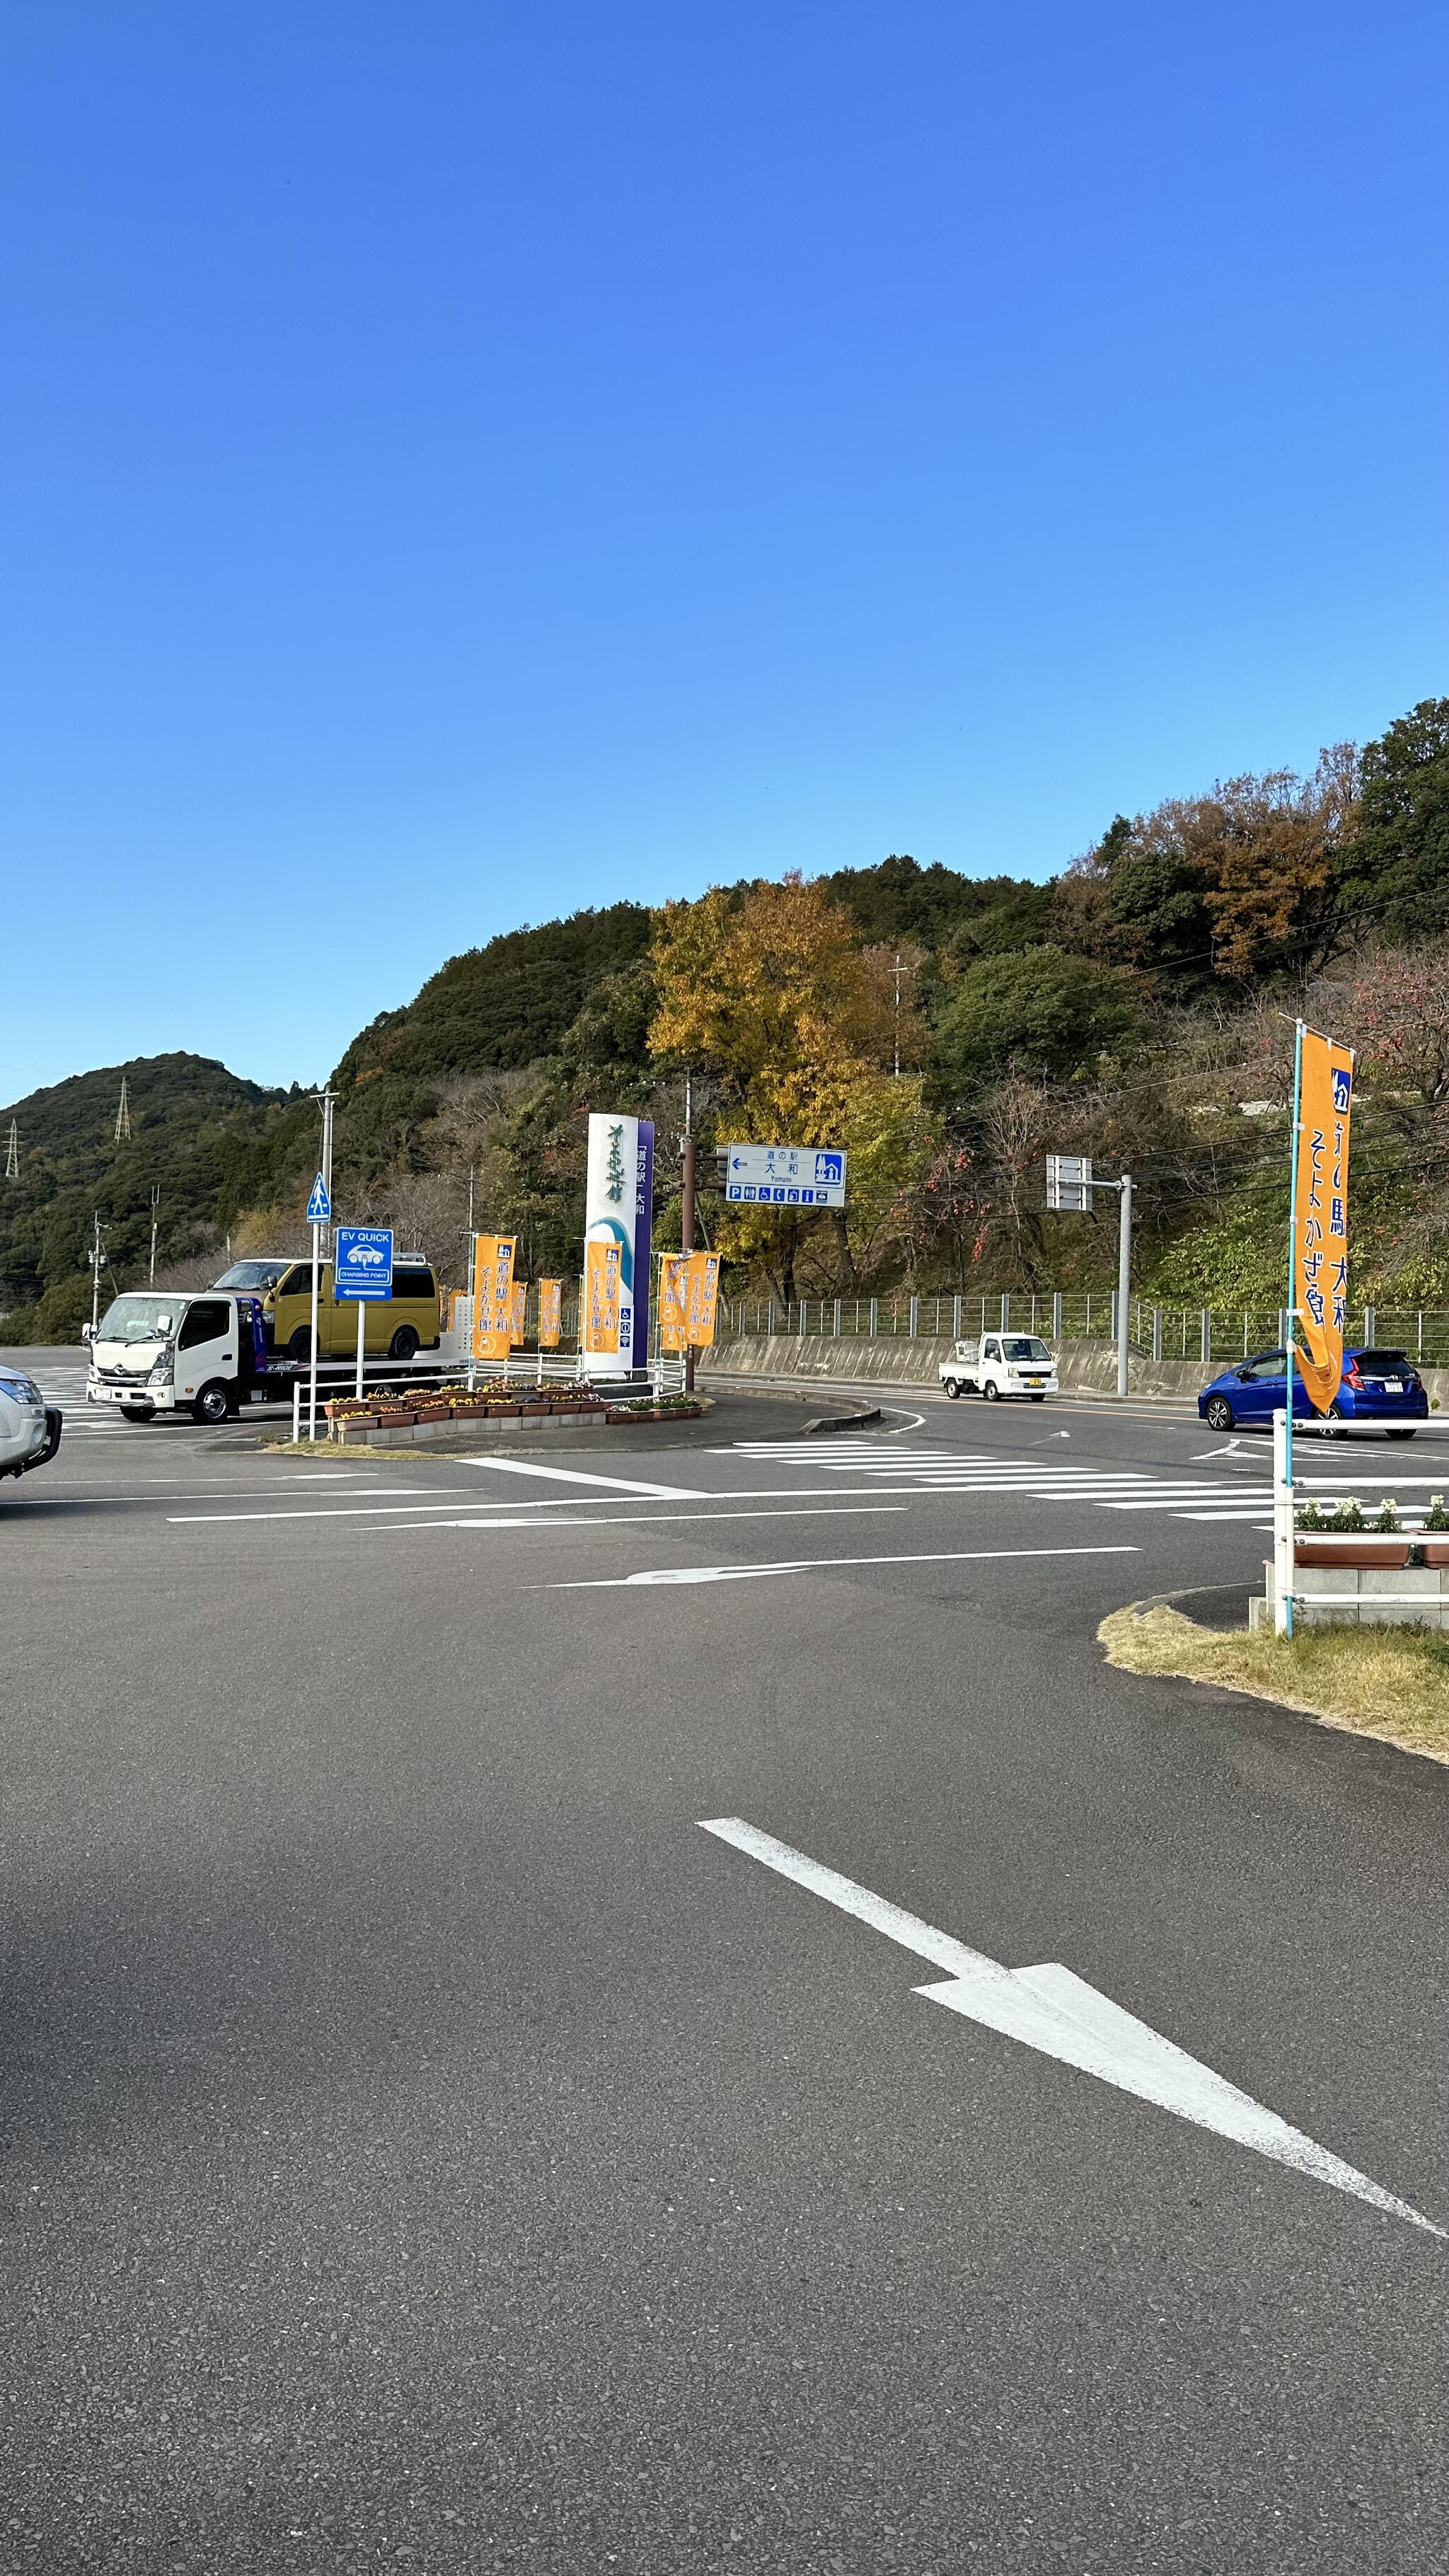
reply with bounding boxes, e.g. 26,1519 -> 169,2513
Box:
305,1172 -> 332,1223
333,1226 -> 394,1300
724,1144 -> 847,1208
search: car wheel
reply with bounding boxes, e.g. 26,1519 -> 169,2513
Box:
1385,1427 -> 1417,1440
1203,1396 -> 1235,1433
192,1382 -> 231,1427
389,1325 -> 421,1361
944,1380 -> 960,1399
1320,1401 -> 1346,1439
119,1406 -> 154,1424
287,1326 -> 313,1361
983,1378 -> 1000,1402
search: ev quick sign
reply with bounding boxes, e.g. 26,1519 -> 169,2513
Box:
333,1228 -> 394,1299
583,1114 -> 654,1375
725,1145 -> 846,1208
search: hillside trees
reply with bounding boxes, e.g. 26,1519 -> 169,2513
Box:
650,874 -> 939,1303
1346,699 -> 1449,945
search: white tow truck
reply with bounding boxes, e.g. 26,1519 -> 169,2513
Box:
939,1333 -> 1058,1402
85,1287 -> 468,1426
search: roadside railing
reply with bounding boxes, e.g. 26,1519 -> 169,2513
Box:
713,1294 -> 1449,1366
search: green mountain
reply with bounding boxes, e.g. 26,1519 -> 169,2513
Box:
0,1053 -> 299,1341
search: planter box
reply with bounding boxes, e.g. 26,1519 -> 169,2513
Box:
1421,1541 -> 1449,1566
1295,1539 -> 1412,1569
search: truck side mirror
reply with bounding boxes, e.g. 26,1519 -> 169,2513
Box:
81,1322 -> 93,1344
155,1313 -> 173,1333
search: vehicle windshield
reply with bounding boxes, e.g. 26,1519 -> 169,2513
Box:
97,1294 -> 176,1344
1002,1337 -> 1051,1363
214,1260 -> 289,1290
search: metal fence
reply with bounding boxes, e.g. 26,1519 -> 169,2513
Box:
715,1293 -> 1449,1367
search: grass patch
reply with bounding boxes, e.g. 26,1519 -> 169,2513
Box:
1099,1602 -> 1449,1764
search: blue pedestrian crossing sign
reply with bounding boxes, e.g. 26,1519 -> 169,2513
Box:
305,1172 -> 331,1223
334,1226 -> 394,1300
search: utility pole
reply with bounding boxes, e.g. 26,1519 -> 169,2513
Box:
88,1213 -> 108,1335
313,1087 -> 337,1249
115,1078 -> 131,1142
149,1185 -> 161,1286
4,1119 -> 18,1182
681,1070 -> 697,1394
893,953 -> 903,1079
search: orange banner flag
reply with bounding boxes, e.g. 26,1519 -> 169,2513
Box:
538,1279 -> 562,1347
471,1234 -> 515,1364
1293,1032 -> 1353,1414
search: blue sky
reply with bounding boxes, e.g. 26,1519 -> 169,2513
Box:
2,1 -> 1445,1099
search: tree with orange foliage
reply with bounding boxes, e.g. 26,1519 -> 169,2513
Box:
649,874 -> 935,1303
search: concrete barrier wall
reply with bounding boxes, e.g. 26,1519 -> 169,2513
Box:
701,1336 -> 1449,1411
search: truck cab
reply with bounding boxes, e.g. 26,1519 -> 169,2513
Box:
87,1290 -> 267,1425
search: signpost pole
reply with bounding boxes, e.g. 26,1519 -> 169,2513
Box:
308,1218 -> 321,1442
1279,1022 -> 1305,1639
356,1291 -> 366,1400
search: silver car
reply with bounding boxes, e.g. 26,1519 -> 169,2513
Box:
0,1367 -> 61,1480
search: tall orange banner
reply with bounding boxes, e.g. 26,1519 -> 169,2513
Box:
659,1254 -> 690,1352
585,1240 -> 622,1355
1293,1032 -> 1353,1414
538,1279 -> 562,1347
512,1280 -> 527,1344
471,1234 -> 516,1363
660,1252 -> 720,1351
685,1251 -> 720,1347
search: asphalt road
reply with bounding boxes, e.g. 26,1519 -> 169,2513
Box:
4,1373 -> 1449,2571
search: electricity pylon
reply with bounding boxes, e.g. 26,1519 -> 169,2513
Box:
4,1119 -> 17,1181
115,1079 -> 132,1142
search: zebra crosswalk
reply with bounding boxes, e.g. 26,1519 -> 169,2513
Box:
723,1440 -> 1279,1530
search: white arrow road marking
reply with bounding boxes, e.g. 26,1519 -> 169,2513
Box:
699,1818 -> 1441,2236
458,1457 -> 710,1498
550,1542 -> 1140,1588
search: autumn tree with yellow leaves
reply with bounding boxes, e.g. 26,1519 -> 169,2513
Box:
649,873 -> 938,1303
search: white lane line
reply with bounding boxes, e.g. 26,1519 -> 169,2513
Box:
168,1501 -> 553,1524
382,1506 -> 912,1535
699,1820 -> 1441,2236
550,1544 -> 1141,1589
456,1457 -> 710,1499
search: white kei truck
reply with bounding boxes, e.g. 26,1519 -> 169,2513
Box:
940,1332 -> 1058,1402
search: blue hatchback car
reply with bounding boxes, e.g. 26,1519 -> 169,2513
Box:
1198,1346 -> 1428,1438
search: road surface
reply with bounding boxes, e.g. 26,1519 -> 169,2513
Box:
2,1378 -> 1447,2570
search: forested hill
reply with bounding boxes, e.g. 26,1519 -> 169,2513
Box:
0,1053 -> 300,1340
4,693 -> 1448,1339
335,903 -> 654,1091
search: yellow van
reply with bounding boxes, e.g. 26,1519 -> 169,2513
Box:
265,1258 -> 442,1361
